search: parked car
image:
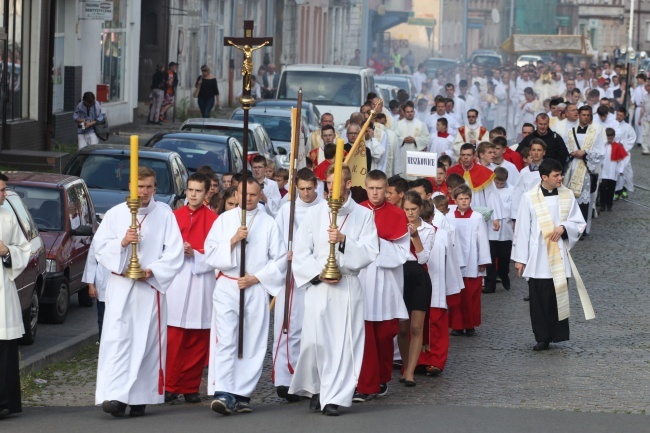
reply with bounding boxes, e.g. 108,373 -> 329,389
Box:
276,64 -> 375,131
375,74 -> 418,99
180,118 -> 276,164
144,132 -> 244,175
375,83 -> 400,104
230,107 -> 308,168
423,57 -> 459,79
7,172 -> 98,324
469,49 -> 502,68
517,55 -> 543,67
1,190 -> 46,344
63,145 -> 189,220
253,99 -> 322,132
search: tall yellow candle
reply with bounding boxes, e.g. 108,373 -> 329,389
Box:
130,135 -> 139,199
331,138 -> 344,200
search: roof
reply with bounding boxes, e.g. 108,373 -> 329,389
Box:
5,171 -> 80,187
281,64 -> 373,73
181,118 -> 264,130
73,144 -> 178,158
150,132 -> 233,142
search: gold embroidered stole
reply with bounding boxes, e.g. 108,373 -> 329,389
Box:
530,186 -> 595,321
565,126 -> 597,197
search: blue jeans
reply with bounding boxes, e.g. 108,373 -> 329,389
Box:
198,96 -> 215,118
213,392 -> 249,405
97,301 -> 105,339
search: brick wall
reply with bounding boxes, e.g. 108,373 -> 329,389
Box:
52,112 -> 78,146
64,66 -> 83,111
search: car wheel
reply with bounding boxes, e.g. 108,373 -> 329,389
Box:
45,278 -> 69,324
19,289 -> 39,345
77,286 -> 94,307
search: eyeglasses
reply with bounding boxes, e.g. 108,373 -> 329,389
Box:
467,115 -> 477,119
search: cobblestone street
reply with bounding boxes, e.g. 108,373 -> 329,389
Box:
22,147 -> 650,415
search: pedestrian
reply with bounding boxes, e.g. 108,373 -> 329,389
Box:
512,159 -> 587,351
73,92 -> 104,149
148,64 -> 166,125
194,65 -> 219,118
160,62 -> 179,122
272,168 -> 323,402
95,167 -> 184,417
165,173 -> 217,404
599,128 -> 628,212
355,170 -> 409,401
82,242 -> 109,340
446,184 -> 491,337
205,178 -> 287,415
397,191 -> 434,387
0,172 -> 31,420
250,155 -> 282,217
288,164 -> 379,416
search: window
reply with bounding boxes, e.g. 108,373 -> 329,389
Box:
6,195 -> 38,240
68,184 -> 92,230
0,0 -> 32,120
101,0 -> 127,101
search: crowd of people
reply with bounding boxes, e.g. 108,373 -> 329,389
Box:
1,54 -> 630,420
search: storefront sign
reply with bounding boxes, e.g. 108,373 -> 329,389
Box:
85,1 -> 114,21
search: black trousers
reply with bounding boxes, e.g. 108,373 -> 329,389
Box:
485,240 -> 512,289
0,339 -> 22,414
599,179 -> 617,209
528,278 -> 570,344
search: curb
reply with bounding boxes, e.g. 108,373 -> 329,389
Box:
19,329 -> 98,374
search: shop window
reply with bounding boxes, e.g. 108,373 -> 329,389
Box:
101,0 -> 127,101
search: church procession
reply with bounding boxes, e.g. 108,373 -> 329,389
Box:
6,8 -> 650,425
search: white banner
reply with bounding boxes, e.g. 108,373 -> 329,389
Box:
406,151 -> 437,178
85,1 -> 114,21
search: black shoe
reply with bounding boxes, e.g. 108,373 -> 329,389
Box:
502,281 -> 511,291
129,405 -> 146,417
211,397 -> 233,415
352,391 -> 372,402
276,386 -> 301,403
0,408 -> 10,419
392,360 -> 403,370
523,296 -> 530,301
465,328 -> 476,337
183,393 -> 201,403
533,342 -> 550,351
322,404 -> 339,416
482,287 -> 496,294
234,401 -> 253,413
450,330 -> 464,336
164,391 -> 178,403
404,380 -> 416,387
309,394 -> 321,412
102,400 -> 127,417
378,383 -> 388,396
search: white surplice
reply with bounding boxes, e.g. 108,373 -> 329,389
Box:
82,242 -> 109,302
261,177 -> 282,217
429,212 -> 464,309
166,251 -> 214,329
490,185 -> 514,242
289,197 -> 379,408
94,200 -> 184,405
614,120 -> 636,192
0,206 -> 31,340
272,195 -> 322,387
447,210 -> 491,278
510,166 -> 541,219
205,207 -> 286,397
489,159 -> 520,188
511,186 -> 586,279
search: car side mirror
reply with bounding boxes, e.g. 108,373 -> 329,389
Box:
72,225 -> 94,236
277,147 -> 287,155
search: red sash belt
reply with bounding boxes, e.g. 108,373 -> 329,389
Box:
217,271 -> 238,281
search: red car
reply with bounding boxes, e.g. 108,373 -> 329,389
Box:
1,190 -> 46,344
7,172 -> 97,324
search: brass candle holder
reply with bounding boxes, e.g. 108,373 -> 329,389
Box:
319,197 -> 344,281
123,197 -> 146,279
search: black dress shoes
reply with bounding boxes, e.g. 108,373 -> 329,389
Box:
129,405 -> 146,417
482,287 -> 496,294
309,394 -> 321,412
276,386 -> 301,403
322,404 -> 339,416
533,342 -> 549,351
102,400 -> 127,417
184,393 -> 202,403
0,408 -> 10,419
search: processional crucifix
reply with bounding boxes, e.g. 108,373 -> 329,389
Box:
224,21 -> 273,359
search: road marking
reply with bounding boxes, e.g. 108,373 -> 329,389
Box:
622,198 -> 650,209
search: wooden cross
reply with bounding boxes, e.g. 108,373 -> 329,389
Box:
223,20 -> 272,359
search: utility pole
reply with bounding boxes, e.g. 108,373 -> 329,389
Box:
461,0 -> 468,61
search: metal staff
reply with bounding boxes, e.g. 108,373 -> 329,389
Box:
282,90 -> 303,334
224,20 -> 273,359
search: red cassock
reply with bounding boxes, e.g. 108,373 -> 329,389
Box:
417,307 -> 450,372
313,160 -> 332,181
357,200 -> 408,395
610,142 -> 629,162
166,204 -> 217,395
503,147 -> 525,171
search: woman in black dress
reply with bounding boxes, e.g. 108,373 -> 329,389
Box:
195,65 -> 220,118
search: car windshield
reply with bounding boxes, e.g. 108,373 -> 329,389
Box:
72,155 -> 173,195
256,103 -> 314,124
231,113 -> 292,142
277,71 -> 361,106
8,186 -> 63,231
473,56 -> 501,67
152,138 -> 230,173
375,77 -> 409,92
181,124 -> 254,145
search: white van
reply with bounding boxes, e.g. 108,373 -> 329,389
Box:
275,64 -> 375,131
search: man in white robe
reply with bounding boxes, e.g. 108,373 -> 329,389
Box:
95,167 -> 184,417
426,100 -> 460,137
289,165 -> 379,416
510,139 -> 545,220
452,109 -> 489,159
0,173 -> 31,419
375,113 -> 400,177
613,107 -> 636,196
512,159 -> 586,351
251,154 -> 282,217
206,178 -> 287,415
395,101 -> 431,180
307,113 -> 338,151
272,168 -> 322,402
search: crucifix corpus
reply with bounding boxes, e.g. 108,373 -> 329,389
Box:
224,21 -> 272,359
